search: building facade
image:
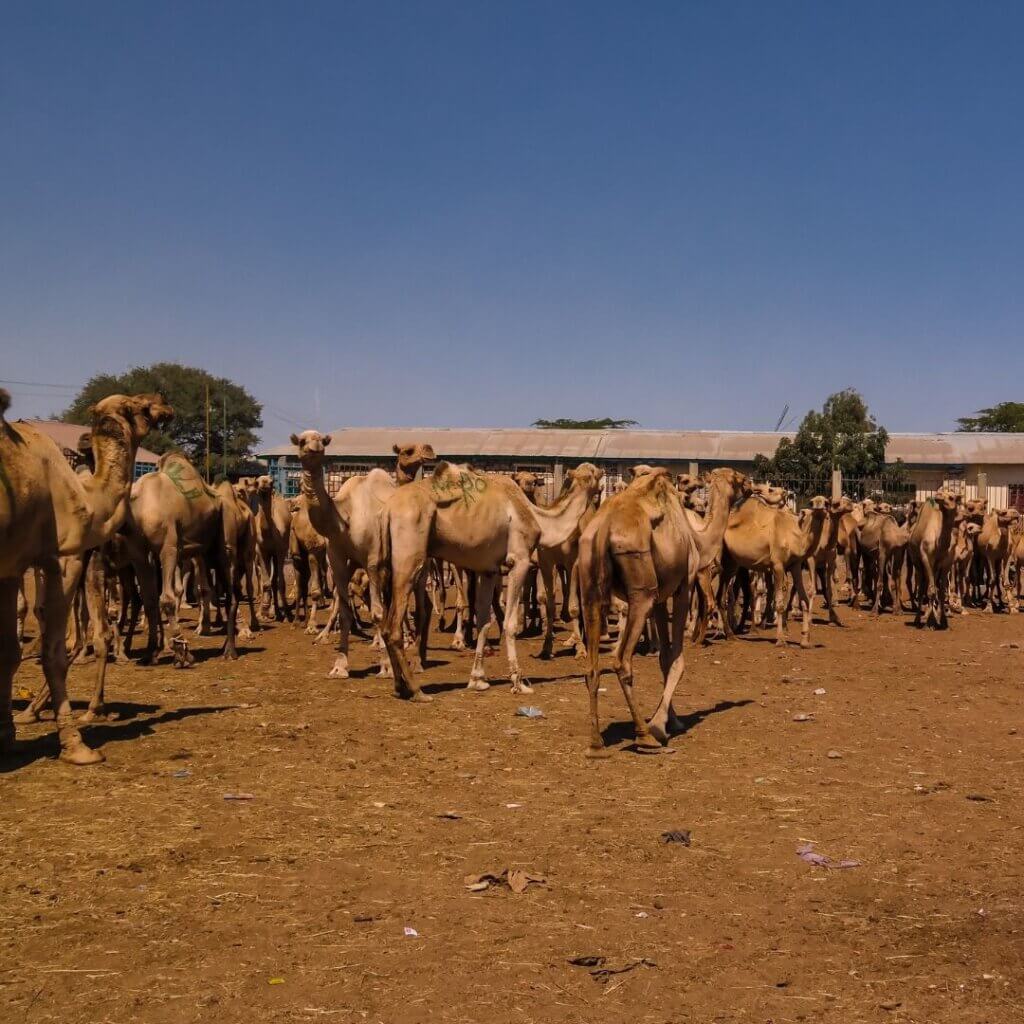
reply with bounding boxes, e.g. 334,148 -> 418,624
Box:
260,426 -> 1024,509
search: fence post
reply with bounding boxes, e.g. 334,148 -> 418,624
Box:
688,460 -> 699,478
553,460 -> 564,494
831,468 -> 842,500
977,471 -> 988,501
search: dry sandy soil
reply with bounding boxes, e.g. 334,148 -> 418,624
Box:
3,602 -> 1024,1024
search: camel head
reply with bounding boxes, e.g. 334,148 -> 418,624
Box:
806,495 -> 829,518
291,430 -> 333,468
997,508 -> 1020,529
703,468 -> 753,506
964,497 -> 988,523
830,495 -> 854,516
861,498 -> 877,515
676,472 -> 701,495
876,501 -> 893,516
393,441 -> 437,483
566,463 -> 605,500
750,482 -> 788,508
255,474 -> 275,498
628,464 -> 656,481
932,489 -> 960,514
88,393 -> 174,445
512,470 -> 546,501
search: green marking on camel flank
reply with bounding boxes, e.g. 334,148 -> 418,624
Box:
165,457 -> 216,502
432,471 -> 487,509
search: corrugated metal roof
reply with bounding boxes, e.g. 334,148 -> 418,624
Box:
259,426 -> 1024,466
18,419 -> 160,463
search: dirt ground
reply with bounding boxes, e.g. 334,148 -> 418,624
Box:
3,600 -> 1024,1024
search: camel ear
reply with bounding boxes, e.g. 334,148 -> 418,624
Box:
290,433 -> 300,446
392,444 -> 401,455
322,434 -> 332,446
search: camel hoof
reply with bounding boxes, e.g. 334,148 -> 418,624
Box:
238,628 -> 255,641
78,708 -> 117,724
511,681 -> 533,695
408,690 -> 433,704
328,664 -> 350,680
13,707 -> 41,725
60,741 -> 105,766
800,639 -> 812,649
645,723 -> 669,745
466,678 -> 490,692
539,645 -> 553,661
585,744 -> 613,760
450,639 -> 467,652
114,653 -> 131,666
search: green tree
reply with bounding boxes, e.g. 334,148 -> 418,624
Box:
956,402 -> 1024,432
532,417 -> 639,430
753,389 -> 893,498
62,362 -> 262,475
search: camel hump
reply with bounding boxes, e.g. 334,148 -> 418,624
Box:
0,388 -> 9,417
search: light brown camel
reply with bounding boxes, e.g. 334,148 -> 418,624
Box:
907,490 -> 961,628
1010,519 -> 1024,612
576,467 -> 752,754
719,494 -> 829,648
951,519 -> 982,612
836,501 -> 867,605
2,390 -> 172,763
376,460 -> 604,701
254,475 -> 293,621
121,452 -> 233,663
858,503 -> 909,614
394,442 -> 437,484
289,494 -> 330,634
975,507 -> 1020,612
807,496 -> 853,624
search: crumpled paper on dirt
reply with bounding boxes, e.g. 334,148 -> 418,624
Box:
796,843 -> 860,869
464,867 -> 546,894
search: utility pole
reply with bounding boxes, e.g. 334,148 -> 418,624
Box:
205,381 -> 211,483
223,394 -> 228,480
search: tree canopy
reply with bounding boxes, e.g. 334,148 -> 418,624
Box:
532,417 -> 638,430
62,362 -> 263,475
753,389 -> 908,498
956,402 -> 1024,433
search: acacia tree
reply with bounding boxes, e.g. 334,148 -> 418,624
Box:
957,402 -> 1024,432
754,389 -> 909,500
62,362 -> 262,474
532,417 -> 638,429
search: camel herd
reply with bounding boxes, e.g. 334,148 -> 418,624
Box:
2,389 -> 1022,766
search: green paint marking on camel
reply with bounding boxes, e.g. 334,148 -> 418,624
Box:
432,472 -> 487,509
165,458 -> 206,502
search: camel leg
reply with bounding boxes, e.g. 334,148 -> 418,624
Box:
380,560 -> 431,703
0,579 -> 20,756
503,557 -> 533,694
610,588 -> 661,750
193,557 -> 213,635
450,567 -> 469,651
39,560 -> 103,765
773,564 -> 788,646
327,557 -> 354,679
79,556 -> 115,722
648,589 -> 690,742
581,591 -> 610,757
791,566 -> 813,648
466,572 -> 499,691
410,573 -> 431,674
538,556 -> 557,660
717,564 -> 738,640
563,559 -> 587,659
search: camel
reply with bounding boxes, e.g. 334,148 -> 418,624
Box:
807,496 -> 854,624
951,519 -> 982,612
254,475 -> 293,621
975,507 -> 1020,612
719,494 -> 829,648
122,452 -> 237,662
1010,519 -> 1024,612
375,460 -> 605,701
1,390 -> 172,763
837,500 -> 868,605
576,467 -> 752,755
858,503 -> 910,614
907,490 -> 961,628
289,495 -> 330,633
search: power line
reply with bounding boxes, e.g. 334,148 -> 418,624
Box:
0,378 -> 78,389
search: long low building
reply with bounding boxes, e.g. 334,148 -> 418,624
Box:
18,418 -> 160,478
260,426 -> 1024,508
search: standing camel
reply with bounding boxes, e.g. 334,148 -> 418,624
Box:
576,468 -> 751,755
375,461 -> 603,701
2,390 -> 172,763
719,495 -> 829,648
906,490 -> 961,629
254,475 -> 293,622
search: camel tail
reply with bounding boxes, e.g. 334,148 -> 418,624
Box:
0,388 -> 10,419
367,504 -> 392,618
578,516 -> 613,673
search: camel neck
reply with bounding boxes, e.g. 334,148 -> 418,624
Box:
531,479 -> 593,547
690,477 -> 734,569
798,511 -> 826,558
300,463 -> 341,535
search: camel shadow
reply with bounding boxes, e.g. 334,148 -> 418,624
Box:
0,704 -> 235,773
600,699 -> 754,749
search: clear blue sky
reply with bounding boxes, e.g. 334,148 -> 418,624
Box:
3,2 -> 1022,442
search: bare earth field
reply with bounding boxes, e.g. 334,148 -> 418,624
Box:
3,605 -> 1024,1024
